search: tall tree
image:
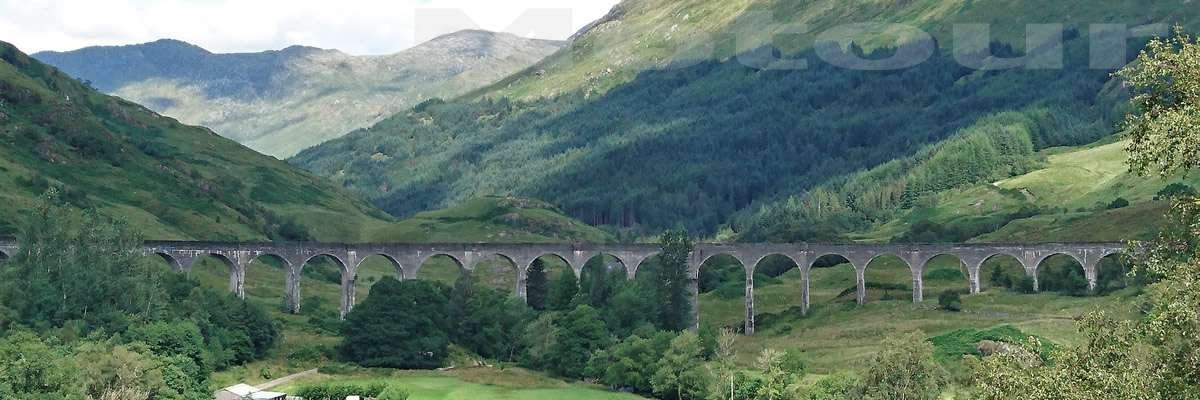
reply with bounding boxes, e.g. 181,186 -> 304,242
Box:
547,267 -> 579,312
652,331 -> 707,400
0,190 -> 165,333
526,258 -> 549,311
548,305 -> 611,379
659,230 -> 695,331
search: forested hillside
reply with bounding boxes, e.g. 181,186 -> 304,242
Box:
474,0 -> 1194,100
35,31 -> 564,157
0,40 -> 391,241
294,31 -> 1129,234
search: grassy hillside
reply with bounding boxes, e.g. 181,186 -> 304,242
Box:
295,27 -> 1131,234
0,40 -> 391,241
365,196 -> 615,243
479,0 -> 1198,100
35,31 -> 564,157
809,136 -> 1196,244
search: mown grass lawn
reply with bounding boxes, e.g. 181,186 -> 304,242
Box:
275,368 -> 648,400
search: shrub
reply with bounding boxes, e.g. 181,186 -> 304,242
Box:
1108,197 -> 1130,209
378,383 -> 411,400
862,332 -> 944,400
1155,183 -> 1196,200
927,325 -> 1055,362
938,290 -> 963,312
286,344 -> 333,363
1015,276 -> 1037,294
294,382 -> 387,400
797,372 -> 863,400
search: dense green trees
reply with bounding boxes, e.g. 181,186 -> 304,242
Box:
339,278 -> 451,369
447,275 -> 530,361
548,305 -> 613,379
0,194 -> 280,399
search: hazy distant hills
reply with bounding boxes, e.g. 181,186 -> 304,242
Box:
34,30 -> 564,157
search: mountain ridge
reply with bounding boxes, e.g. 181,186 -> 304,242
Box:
33,30 -> 565,157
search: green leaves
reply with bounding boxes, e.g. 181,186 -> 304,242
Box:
1118,26 -> 1200,176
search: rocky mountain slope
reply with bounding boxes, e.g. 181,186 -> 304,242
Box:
34,30 -> 564,157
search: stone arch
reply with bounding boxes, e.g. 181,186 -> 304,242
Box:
470,253 -> 521,295
1036,253 -> 1088,295
151,252 -> 183,272
865,252 -> 912,273
862,253 -> 914,303
916,254 -> 971,302
808,253 -> 862,306
301,253 -> 347,273
747,254 -> 801,335
534,252 -> 573,272
1033,252 -> 1084,273
189,253 -> 242,298
576,253 -> 631,311
414,253 -> 467,287
1092,251 -> 1134,294
692,252 -> 750,332
246,253 -> 294,312
193,252 -> 237,271
287,253 -> 346,315
748,253 -> 798,274
357,253 -> 404,279
978,253 -> 1028,292
580,252 -> 630,279
525,253 -> 576,311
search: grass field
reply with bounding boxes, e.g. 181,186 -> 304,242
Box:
275,368 -> 648,400
860,139 -> 1200,243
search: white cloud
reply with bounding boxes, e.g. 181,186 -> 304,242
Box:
1,0 -> 620,54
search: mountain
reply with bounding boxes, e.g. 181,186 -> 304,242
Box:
476,0 -> 1195,100
293,0 -> 1198,237
33,31 -> 565,157
0,40 -> 393,241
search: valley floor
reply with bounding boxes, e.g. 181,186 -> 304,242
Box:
187,251 -> 1137,396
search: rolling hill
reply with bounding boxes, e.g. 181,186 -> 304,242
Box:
0,39 -> 394,241
33,30 -> 564,157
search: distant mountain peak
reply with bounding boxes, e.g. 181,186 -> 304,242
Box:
32,30 -> 564,158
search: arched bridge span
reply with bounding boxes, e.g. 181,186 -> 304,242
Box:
0,240 -> 1126,335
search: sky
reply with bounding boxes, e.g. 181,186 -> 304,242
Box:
0,0 -> 621,55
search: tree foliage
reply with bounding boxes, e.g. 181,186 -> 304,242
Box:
339,278 -> 451,369
972,27 -> 1200,399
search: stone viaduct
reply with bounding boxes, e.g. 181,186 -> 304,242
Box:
0,240 -> 1126,335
